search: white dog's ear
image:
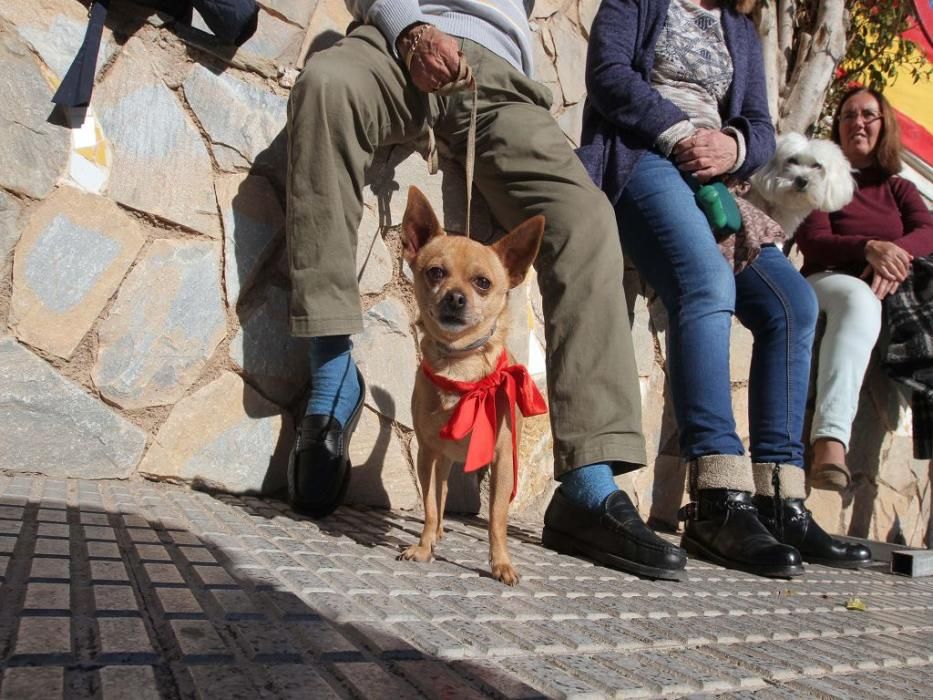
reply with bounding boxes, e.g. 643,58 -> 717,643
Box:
750,146 -> 780,199
751,132 -> 806,201
812,140 -> 856,212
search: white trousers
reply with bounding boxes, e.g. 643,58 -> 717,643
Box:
807,271 -> 882,449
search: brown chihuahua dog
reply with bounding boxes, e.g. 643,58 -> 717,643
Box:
400,187 -> 546,586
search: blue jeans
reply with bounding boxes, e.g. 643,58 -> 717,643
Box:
617,152 -> 818,467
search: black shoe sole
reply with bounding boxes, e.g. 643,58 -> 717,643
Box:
801,555 -> 874,570
681,534 -> 804,579
541,526 -> 685,581
288,368 -> 366,519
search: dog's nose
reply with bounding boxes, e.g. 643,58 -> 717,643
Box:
443,291 -> 467,310
794,176 -> 808,190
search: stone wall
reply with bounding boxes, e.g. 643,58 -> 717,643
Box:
1,0 -> 929,546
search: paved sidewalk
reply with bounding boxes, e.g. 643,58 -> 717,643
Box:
0,476 -> 930,699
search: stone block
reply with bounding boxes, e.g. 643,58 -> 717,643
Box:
99,666 -> 161,700
0,336 -> 146,478
364,146 -> 497,243
732,384 -> 750,443
353,298 -> 418,429
504,277 -> 538,369
93,239 -> 226,409
640,453 -> 688,531
549,14 -> 588,105
879,434 -> 922,495
579,0 -> 600,37
630,293 -> 656,378
6,1 -> 117,80
230,285 -> 310,405
356,205 -> 393,295
183,65 -> 287,172
556,102 -> 583,148
532,0 -> 570,21
138,372 -> 294,495
215,172 -> 284,303
871,483 -> 919,544
0,191 -> 22,273
805,489 -> 847,536
237,9 -> 304,67
94,39 -> 219,237
98,618 -> 155,657
346,407 -> 418,509
262,0 -> 319,26
10,188 -> 144,359
531,28 -> 562,109
0,667 -> 64,700
0,33 -> 68,199
303,0 -> 353,51
511,413 -> 557,517
730,319 -> 754,381
14,615 -> 71,655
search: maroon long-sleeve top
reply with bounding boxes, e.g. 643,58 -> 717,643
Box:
795,167 -> 933,278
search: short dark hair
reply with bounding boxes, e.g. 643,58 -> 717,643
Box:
831,87 -> 903,176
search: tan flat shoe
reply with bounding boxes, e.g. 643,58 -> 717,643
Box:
808,461 -> 851,492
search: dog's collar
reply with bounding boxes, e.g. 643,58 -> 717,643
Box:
434,321 -> 497,356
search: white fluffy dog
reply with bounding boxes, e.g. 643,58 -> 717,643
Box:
747,132 -> 856,238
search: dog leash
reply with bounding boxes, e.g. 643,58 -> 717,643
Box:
406,42 -> 478,239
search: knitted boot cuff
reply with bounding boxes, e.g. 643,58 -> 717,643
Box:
752,462 -> 806,499
693,454 -> 755,494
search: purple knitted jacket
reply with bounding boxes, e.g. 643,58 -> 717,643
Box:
577,0 -> 775,205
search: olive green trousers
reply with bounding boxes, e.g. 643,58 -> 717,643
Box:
286,24 -> 646,476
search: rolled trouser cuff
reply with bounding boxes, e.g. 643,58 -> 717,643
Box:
692,454 -> 755,494
752,462 -> 806,499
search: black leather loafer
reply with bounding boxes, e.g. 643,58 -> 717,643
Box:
288,369 -> 366,518
542,488 -> 687,580
753,495 -> 872,569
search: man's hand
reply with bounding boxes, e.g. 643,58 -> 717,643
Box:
672,128 -> 738,183
863,239 -> 913,282
397,23 -> 461,93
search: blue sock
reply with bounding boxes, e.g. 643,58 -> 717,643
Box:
558,463 -> 618,511
306,335 -> 361,427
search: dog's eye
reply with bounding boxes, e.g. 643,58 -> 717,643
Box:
426,266 -> 446,283
473,276 -> 491,291
814,162 -> 824,170
786,157 -> 799,166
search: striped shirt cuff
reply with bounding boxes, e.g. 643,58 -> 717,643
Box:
722,126 -> 746,174
655,120 -> 697,157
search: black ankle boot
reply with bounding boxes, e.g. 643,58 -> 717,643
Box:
680,489 -> 804,578
753,496 -> 872,569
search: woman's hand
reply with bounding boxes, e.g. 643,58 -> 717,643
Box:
863,240 -> 913,282
863,270 -> 901,300
672,128 -> 738,182
397,24 -> 462,93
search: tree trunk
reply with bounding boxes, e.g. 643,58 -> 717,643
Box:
754,0 -> 848,135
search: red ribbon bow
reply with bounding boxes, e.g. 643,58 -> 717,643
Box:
421,350 -> 548,501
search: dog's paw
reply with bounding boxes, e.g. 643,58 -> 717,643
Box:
398,544 -> 434,563
491,562 -> 520,586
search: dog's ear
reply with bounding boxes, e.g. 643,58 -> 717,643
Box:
492,215 -> 545,288
402,186 -> 444,263
820,169 -> 856,212
813,141 -> 856,212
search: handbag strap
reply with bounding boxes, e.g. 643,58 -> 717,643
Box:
53,0 -> 111,108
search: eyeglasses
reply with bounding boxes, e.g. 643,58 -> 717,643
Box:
839,109 -> 883,125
